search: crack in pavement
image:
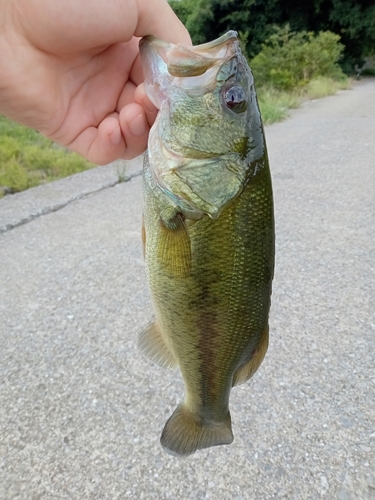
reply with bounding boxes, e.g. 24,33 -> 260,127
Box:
0,171 -> 142,235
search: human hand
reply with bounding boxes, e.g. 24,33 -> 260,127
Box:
0,0 -> 190,164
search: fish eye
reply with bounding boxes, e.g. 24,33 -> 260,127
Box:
224,85 -> 247,114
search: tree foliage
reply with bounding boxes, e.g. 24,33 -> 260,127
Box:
169,0 -> 375,69
250,26 -> 345,90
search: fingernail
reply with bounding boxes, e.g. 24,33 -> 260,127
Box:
109,126 -> 122,146
129,114 -> 146,137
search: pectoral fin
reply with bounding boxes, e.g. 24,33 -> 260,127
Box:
232,325 -> 269,387
158,213 -> 192,278
138,321 -> 176,369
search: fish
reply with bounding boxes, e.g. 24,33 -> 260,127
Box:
139,31 -> 275,456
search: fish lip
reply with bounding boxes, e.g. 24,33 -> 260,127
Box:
139,35 -> 170,50
138,36 -> 170,64
139,30 -> 238,54
188,30 -> 238,51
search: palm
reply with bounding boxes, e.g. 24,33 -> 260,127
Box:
47,41 -> 145,162
0,0 -> 190,163
7,38 -> 147,163
48,43 -> 139,140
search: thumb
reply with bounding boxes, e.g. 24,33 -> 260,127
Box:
134,0 -> 191,45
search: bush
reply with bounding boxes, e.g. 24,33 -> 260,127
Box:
250,25 -> 346,91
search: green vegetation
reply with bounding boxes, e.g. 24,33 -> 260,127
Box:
0,116 -> 94,197
170,0 -> 375,70
361,68 -> 375,77
257,78 -> 351,125
249,26 -> 350,124
360,56 -> 375,77
305,77 -> 351,100
250,27 -> 345,91
257,88 -> 301,125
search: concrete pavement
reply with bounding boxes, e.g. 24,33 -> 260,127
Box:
1,79 -> 374,499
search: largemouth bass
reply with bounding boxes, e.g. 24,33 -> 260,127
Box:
139,31 -> 274,456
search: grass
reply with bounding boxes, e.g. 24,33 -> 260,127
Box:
0,115 -> 94,198
257,87 -> 301,124
305,76 -> 351,99
258,76 -> 351,124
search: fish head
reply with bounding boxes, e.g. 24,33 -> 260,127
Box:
140,31 -> 265,219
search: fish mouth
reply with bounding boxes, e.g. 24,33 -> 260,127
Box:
139,31 -> 240,108
141,30 -> 238,77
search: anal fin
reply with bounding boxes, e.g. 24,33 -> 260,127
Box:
232,325 -> 269,387
138,321 -> 176,369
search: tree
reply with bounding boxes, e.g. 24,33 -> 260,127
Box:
281,0 -> 375,69
169,0 -> 375,70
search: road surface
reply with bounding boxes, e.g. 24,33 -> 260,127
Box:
1,79 -> 374,499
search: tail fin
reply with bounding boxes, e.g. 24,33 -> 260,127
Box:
160,404 -> 233,456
